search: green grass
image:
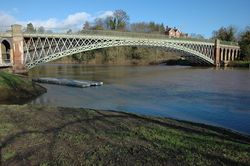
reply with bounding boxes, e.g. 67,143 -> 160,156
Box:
2,151 -> 16,161
0,72 -> 25,87
0,72 -> 46,103
0,105 -> 249,166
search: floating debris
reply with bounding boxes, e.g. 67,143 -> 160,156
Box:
32,77 -> 103,88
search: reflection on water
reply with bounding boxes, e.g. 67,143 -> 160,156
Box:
29,64 -> 250,134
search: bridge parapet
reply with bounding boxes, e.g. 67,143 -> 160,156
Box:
23,30 -> 217,44
21,29 -> 240,47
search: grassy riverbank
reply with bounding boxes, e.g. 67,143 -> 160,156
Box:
0,72 -> 46,103
227,61 -> 250,68
55,47 -> 180,65
0,105 -> 249,166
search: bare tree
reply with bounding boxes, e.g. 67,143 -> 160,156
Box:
92,18 -> 105,30
113,10 -> 129,30
67,29 -> 72,34
105,16 -> 116,30
37,26 -> 45,33
83,21 -> 90,30
130,22 -> 148,33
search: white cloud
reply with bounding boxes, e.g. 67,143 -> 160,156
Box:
97,11 -> 114,19
63,12 -> 91,27
21,18 -> 59,29
0,11 -> 16,26
0,10 -> 114,30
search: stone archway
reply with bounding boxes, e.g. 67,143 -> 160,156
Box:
1,40 -> 11,64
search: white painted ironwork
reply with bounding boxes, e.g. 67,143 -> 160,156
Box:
22,33 -> 220,69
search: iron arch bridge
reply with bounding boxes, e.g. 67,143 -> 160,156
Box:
0,25 -> 240,72
23,33 -> 216,69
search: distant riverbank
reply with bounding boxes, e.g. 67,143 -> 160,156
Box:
0,72 -> 46,104
227,61 -> 250,68
54,46 -> 181,66
0,104 -> 249,165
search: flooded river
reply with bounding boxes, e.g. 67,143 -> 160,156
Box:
29,64 -> 250,134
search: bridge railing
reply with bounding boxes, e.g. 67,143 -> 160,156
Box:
23,28 -> 217,44
220,40 -> 239,46
78,30 -> 216,43
24,30 -> 239,46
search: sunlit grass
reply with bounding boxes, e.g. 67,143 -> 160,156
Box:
0,105 -> 249,165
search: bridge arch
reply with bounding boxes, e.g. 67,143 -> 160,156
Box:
0,39 -> 11,64
24,39 -> 215,69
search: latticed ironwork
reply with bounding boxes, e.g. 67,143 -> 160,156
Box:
22,33 -> 218,69
0,28 -> 241,69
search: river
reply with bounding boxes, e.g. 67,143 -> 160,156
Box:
29,64 -> 250,134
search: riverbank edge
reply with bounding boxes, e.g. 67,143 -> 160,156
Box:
72,106 -> 250,140
0,72 -> 47,103
0,104 -> 249,165
227,60 -> 250,68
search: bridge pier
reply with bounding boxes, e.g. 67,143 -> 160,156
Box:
11,24 -> 27,74
214,39 -> 221,67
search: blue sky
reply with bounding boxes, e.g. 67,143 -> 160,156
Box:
0,0 -> 250,38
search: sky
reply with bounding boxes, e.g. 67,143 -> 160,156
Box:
0,0 -> 250,38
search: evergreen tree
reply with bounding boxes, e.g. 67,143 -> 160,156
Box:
26,23 -> 36,33
239,26 -> 250,60
212,26 -> 237,42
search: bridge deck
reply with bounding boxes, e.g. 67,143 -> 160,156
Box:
22,33 -> 216,46
1,29 -> 239,46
